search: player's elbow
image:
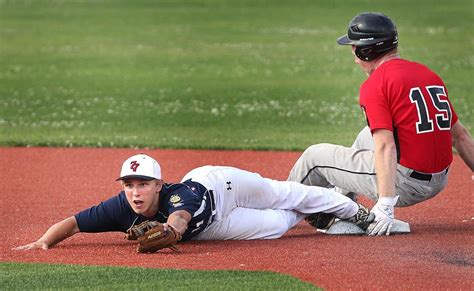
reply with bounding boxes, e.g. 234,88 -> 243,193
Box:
373,129 -> 395,150
375,138 -> 397,155
452,125 -> 471,148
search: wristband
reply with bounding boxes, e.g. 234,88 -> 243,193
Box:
378,195 -> 399,206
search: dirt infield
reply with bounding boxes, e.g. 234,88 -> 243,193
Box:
1,147 -> 473,289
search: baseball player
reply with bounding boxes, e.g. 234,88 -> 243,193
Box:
14,153 -> 374,251
288,12 -> 474,236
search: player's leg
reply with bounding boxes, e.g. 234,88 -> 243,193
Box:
334,126 -> 375,200
394,165 -> 449,207
181,165 -> 214,184
352,126 -> 374,150
209,166 -> 360,219
193,208 -> 305,240
287,143 -> 378,201
183,165 -> 373,233
351,127 -> 449,206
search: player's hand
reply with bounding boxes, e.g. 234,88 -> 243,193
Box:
13,241 -> 49,251
368,196 -> 399,236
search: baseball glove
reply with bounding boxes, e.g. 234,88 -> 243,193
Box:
125,220 -> 160,240
137,222 -> 182,253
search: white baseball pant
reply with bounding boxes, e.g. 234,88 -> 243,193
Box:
181,166 -> 358,240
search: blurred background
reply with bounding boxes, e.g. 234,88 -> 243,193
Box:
1,0 -> 472,150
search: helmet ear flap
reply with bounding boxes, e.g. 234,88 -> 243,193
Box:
354,37 -> 398,62
355,46 -> 374,61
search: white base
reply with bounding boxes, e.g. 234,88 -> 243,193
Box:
321,219 -> 411,235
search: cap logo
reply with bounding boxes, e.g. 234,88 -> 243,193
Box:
130,161 -> 140,172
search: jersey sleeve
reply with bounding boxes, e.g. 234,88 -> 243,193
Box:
451,108 -> 458,126
360,76 -> 394,132
164,185 -> 202,216
74,193 -> 130,233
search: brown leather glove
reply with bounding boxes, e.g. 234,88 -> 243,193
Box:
125,220 -> 160,241
137,223 -> 182,253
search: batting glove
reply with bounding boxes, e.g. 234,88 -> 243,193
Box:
368,196 -> 399,236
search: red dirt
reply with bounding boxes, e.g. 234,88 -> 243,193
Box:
1,147 -> 473,289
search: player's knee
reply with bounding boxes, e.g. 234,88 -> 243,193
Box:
260,211 -> 298,239
303,143 -> 333,160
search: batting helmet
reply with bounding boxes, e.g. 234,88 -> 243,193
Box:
337,12 -> 398,61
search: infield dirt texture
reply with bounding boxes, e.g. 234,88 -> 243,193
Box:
1,147 -> 473,289
1,0 -> 473,289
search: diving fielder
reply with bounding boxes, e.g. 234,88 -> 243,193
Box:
15,153 -> 374,251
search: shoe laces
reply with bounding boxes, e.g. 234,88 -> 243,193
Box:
354,206 -> 370,222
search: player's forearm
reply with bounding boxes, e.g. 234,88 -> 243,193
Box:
167,211 -> 191,235
452,123 -> 474,171
375,150 -> 397,198
374,136 -> 397,199
454,139 -> 474,171
37,216 -> 80,248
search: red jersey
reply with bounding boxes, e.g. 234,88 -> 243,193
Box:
359,59 -> 458,173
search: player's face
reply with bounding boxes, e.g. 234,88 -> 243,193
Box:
352,45 -> 376,76
122,179 -> 163,217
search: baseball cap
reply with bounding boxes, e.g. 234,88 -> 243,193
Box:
116,154 -> 162,181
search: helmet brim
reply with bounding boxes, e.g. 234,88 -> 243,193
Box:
337,34 -> 354,45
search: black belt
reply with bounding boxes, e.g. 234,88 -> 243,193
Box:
409,168 -> 449,181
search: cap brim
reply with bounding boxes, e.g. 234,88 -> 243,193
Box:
337,34 -> 354,45
116,175 -> 156,181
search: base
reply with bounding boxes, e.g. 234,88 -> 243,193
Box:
321,219 -> 411,235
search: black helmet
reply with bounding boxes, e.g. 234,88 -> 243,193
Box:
337,12 -> 398,61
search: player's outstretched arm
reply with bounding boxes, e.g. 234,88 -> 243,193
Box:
13,216 -> 80,250
165,210 -> 192,235
368,129 -> 398,236
451,120 -> 474,171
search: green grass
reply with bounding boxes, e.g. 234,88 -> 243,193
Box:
1,1 -> 472,287
1,262 -> 318,290
0,0 -> 473,150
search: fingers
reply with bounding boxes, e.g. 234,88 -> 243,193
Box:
12,242 -> 48,251
368,221 -> 383,236
12,245 -> 26,251
368,220 -> 391,236
386,223 -> 393,236
377,223 -> 388,236
368,219 -> 383,236
13,244 -> 33,251
367,221 -> 376,235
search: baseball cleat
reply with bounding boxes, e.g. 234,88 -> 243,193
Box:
305,212 -> 337,230
346,192 -> 358,202
347,204 -> 375,231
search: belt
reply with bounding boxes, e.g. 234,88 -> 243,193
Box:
409,168 -> 449,181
